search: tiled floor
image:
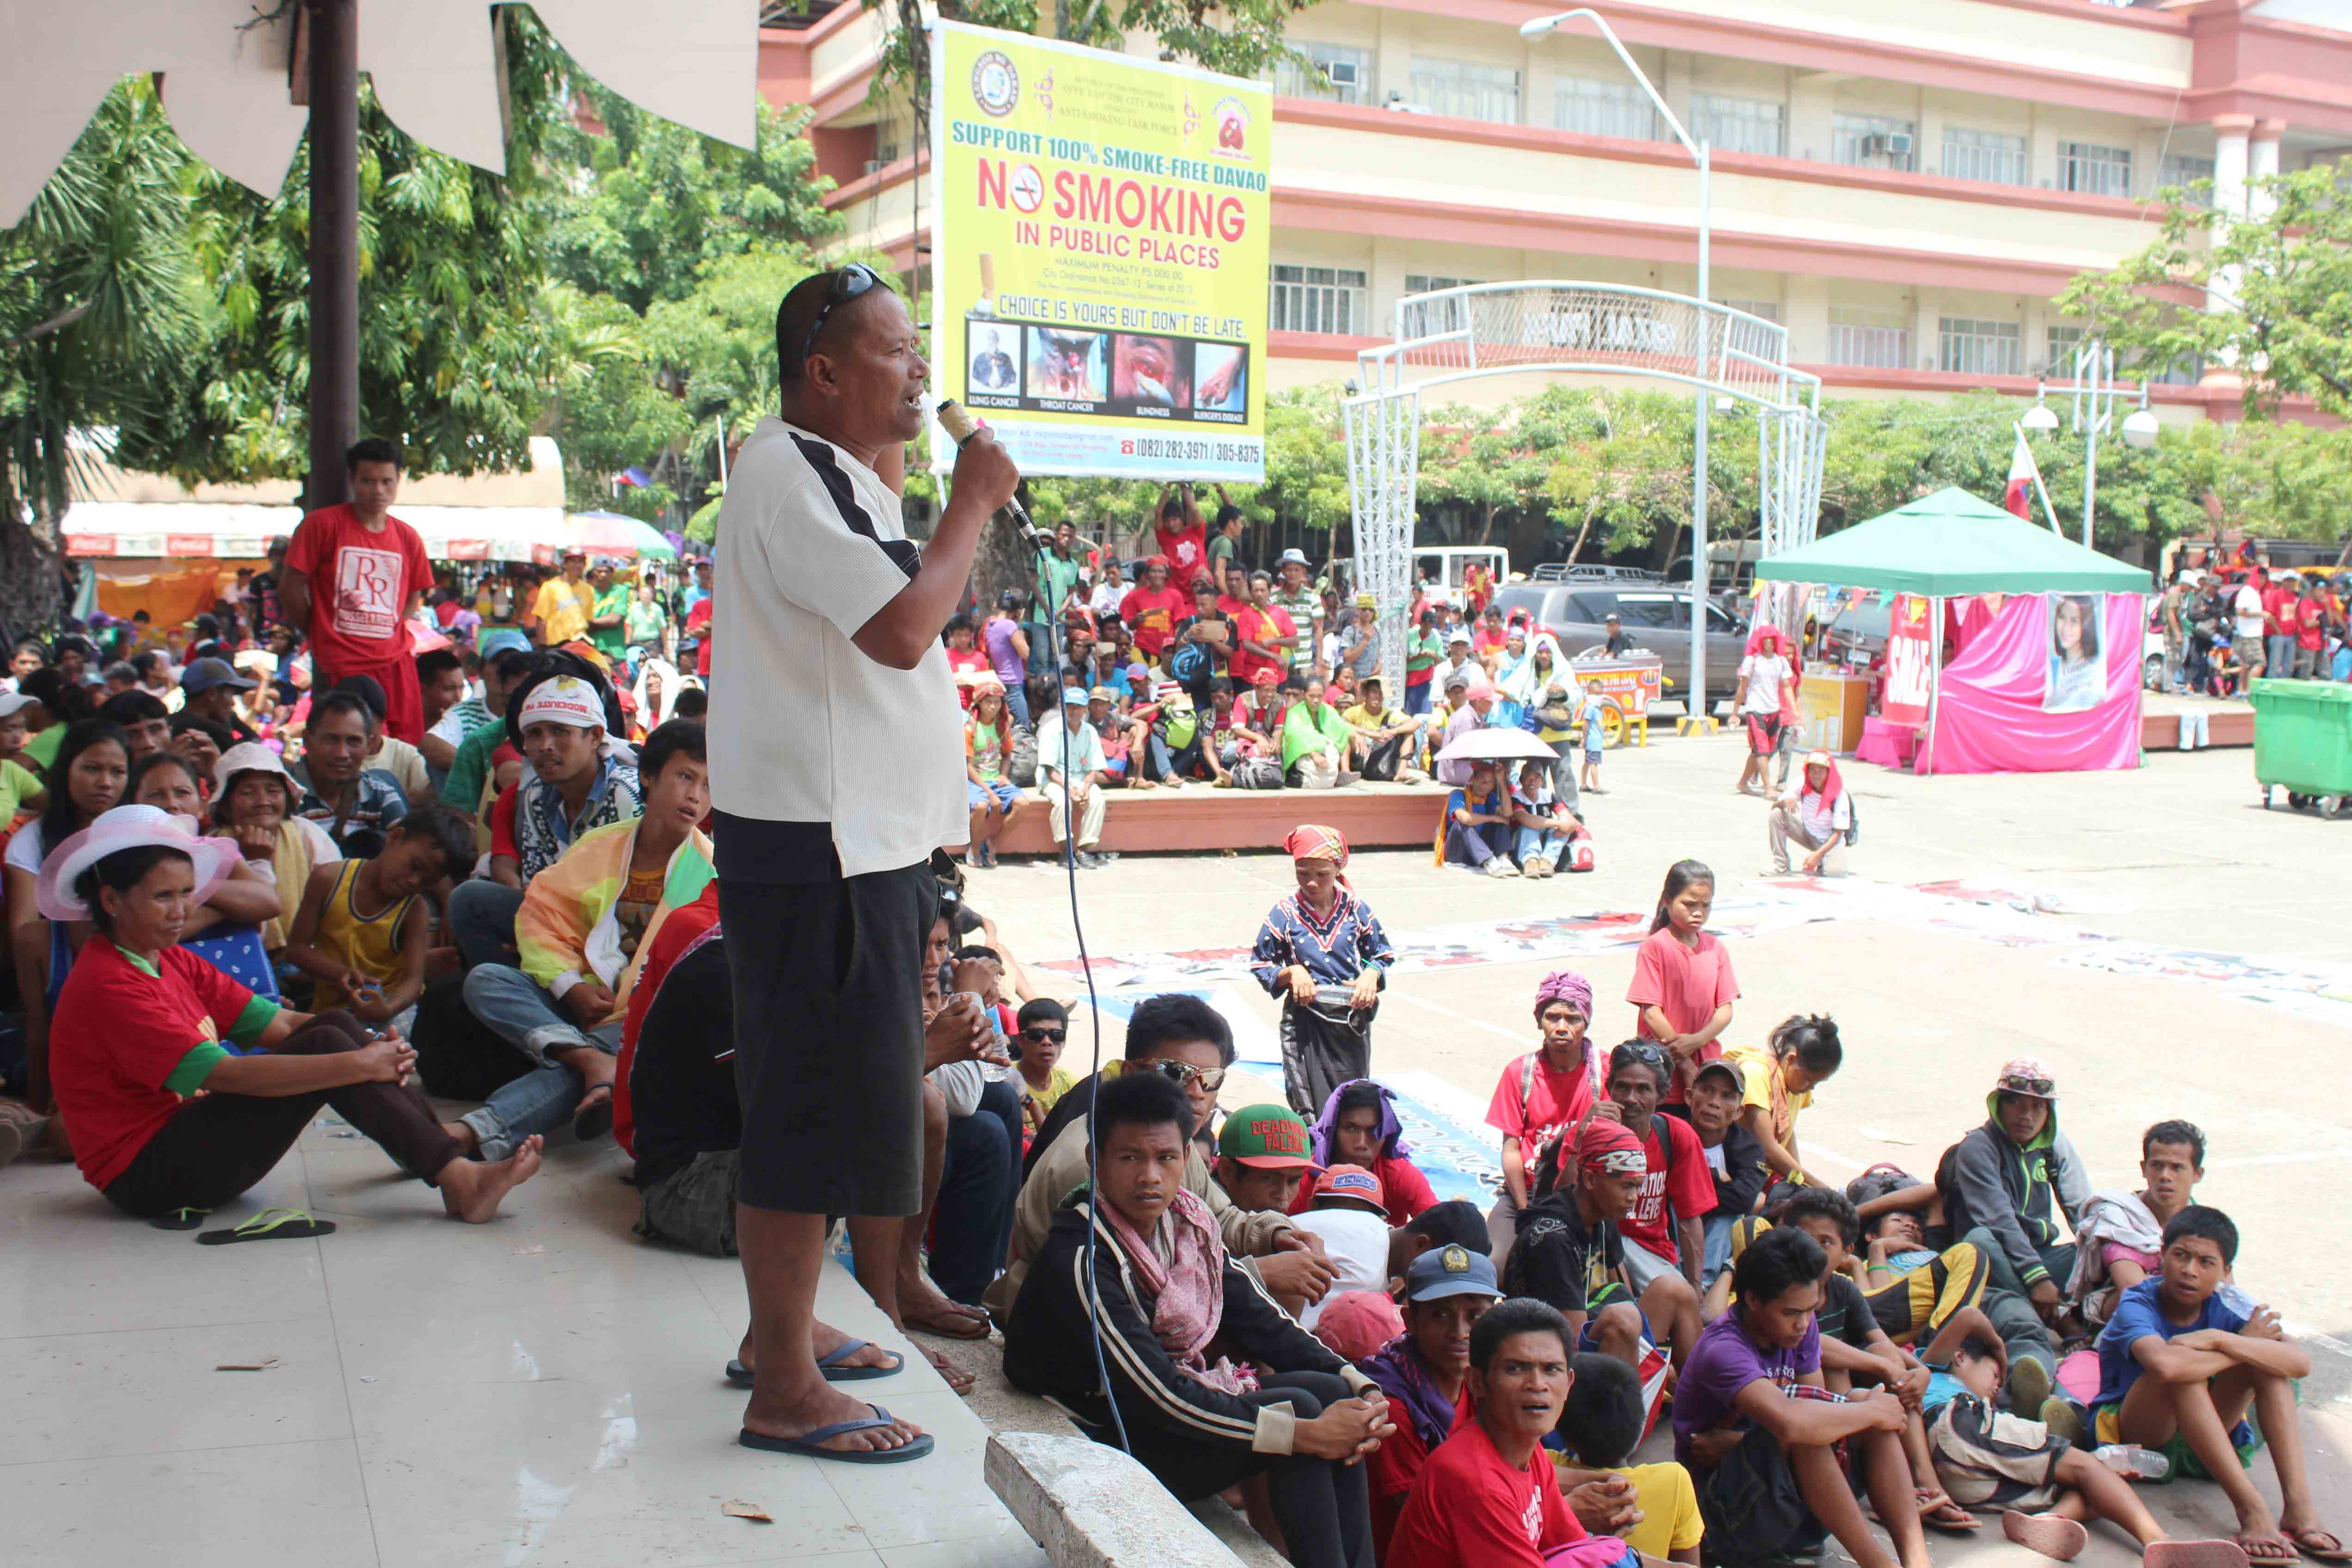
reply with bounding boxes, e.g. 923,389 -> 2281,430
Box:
0,1117 -> 1048,1568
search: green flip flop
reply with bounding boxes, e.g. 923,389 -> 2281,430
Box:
197,1207 -> 337,1245
150,1207 -> 212,1231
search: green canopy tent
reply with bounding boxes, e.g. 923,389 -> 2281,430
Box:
1755,487 -> 2152,596
1754,487 -> 2152,774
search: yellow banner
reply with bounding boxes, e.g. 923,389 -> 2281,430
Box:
929,21 -> 1269,479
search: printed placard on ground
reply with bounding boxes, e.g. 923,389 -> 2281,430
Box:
929,21 -> 1269,480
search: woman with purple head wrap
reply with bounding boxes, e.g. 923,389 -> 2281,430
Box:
1480,969 -> 1602,1267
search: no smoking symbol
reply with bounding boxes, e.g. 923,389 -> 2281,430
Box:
1009,164 -> 1043,214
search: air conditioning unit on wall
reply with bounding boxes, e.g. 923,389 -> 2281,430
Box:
1324,60 -> 1360,89
1862,132 -> 1915,159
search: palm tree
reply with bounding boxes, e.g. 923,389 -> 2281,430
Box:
0,76 -> 209,630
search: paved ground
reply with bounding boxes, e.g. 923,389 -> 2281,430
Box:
965,722 -> 2352,1562
8,721 -> 2347,1568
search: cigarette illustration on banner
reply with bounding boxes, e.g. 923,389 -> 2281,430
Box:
929,21 -> 1270,481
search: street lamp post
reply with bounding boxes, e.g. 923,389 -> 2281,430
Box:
1519,9 -> 1713,713
2023,339 -> 2157,549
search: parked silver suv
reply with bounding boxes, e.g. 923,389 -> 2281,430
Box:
1490,579 -> 1750,704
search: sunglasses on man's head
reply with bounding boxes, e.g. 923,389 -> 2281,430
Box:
1144,1059 -> 1226,1093
800,263 -> 882,370
1999,1076 -> 2055,1097
1020,1026 -> 1066,1045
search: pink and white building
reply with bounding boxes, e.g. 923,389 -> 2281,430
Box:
760,0 -> 2352,423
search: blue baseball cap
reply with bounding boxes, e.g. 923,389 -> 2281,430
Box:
1404,1244 -> 1500,1303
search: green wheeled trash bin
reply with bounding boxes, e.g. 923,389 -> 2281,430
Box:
2249,678 -> 2352,818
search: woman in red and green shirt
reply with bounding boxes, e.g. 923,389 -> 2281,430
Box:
49,812 -> 543,1223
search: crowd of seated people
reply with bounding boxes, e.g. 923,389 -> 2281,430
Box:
1,576 -> 2338,1568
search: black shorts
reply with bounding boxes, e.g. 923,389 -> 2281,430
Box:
721,866 -> 937,1216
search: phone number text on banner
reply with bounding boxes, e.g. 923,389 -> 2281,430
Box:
929,21 -> 1269,480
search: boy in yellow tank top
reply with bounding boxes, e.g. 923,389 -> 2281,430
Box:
283,808 -> 475,1021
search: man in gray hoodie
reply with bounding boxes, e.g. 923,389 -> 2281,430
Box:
1933,1059 -> 2089,1393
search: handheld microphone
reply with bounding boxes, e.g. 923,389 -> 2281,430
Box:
935,398 -> 1047,556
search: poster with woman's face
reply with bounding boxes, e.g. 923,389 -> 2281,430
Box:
2043,592 -> 2105,713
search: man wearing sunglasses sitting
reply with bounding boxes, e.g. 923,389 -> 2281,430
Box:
983,993 -> 1338,1328
1011,999 -> 1077,1146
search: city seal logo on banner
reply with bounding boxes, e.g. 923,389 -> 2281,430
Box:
1212,97 -> 1250,156
971,50 -> 1020,117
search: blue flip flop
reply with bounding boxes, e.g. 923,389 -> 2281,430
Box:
725,1340 -> 904,1388
739,1405 -> 934,1464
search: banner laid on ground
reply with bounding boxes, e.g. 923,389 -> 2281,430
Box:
928,21 -> 1270,480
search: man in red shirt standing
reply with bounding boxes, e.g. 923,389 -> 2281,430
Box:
1118,556 -> 1190,663
2261,569 -> 2299,686
1386,1298 -> 1594,1568
281,438 -> 433,742
1153,482 -> 1211,594
2293,578 -> 2328,680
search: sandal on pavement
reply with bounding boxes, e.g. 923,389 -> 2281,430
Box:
2004,1512 -> 2090,1561
1918,1492 -> 1979,1532
903,1304 -> 992,1340
150,1206 -> 212,1231
572,1083 -> 615,1143
739,1404 -> 934,1464
2234,1536 -> 2301,1566
197,1207 -> 336,1245
724,1341 -> 905,1388
2147,1542 -> 2252,1568
2291,1532 -> 2352,1563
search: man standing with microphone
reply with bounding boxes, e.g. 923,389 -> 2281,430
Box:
713,263 -> 1018,1463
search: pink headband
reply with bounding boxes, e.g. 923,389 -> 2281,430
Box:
1533,970 -> 1592,1021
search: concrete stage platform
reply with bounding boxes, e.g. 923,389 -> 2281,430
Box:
965,778 -> 1455,857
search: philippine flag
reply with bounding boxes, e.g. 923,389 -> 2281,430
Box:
2003,430 -> 2040,521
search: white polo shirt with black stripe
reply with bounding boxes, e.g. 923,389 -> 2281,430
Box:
709,416 -> 963,882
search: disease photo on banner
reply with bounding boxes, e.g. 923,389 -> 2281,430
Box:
929,20 -> 1271,480
2044,592 -> 2105,713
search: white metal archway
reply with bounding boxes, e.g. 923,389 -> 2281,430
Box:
1341,281 -> 1829,703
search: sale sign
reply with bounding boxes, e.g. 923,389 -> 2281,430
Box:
1883,593 -> 1935,727
929,21 -> 1270,479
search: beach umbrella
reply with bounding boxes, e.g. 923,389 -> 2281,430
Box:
567,511 -> 679,562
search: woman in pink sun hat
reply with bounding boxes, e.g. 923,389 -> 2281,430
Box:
42,805 -> 543,1225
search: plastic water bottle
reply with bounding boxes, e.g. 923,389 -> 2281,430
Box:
957,991 -> 1013,1083
2095,1444 -> 2171,1482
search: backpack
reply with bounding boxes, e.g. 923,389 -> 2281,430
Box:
1842,792 -> 1860,847
1166,637 -> 1209,686
1009,724 -> 1039,788
1230,756 -> 1284,790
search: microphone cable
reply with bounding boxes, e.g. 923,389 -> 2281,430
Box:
992,494 -> 1131,1455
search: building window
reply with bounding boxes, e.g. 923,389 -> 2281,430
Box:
1403,276 -> 1486,335
1554,76 -> 1658,141
1273,43 -> 1373,106
1406,59 -> 1520,124
2045,325 -> 2086,375
1826,306 -> 1910,368
1942,127 -> 2030,186
2158,153 -> 2215,206
1690,92 -> 1784,157
2128,348 -> 2205,387
1831,112 -> 1917,171
1271,265 -> 1369,336
1940,317 -> 2023,376
1715,298 -> 1780,323
2058,141 -> 2133,198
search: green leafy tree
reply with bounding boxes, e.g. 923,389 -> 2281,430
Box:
126,9 -> 576,489
2056,161 -> 2352,422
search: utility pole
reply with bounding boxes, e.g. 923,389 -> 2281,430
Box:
304,0 -> 361,512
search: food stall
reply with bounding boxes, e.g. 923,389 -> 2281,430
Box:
1754,487 -> 2153,775
1567,652 -> 1663,747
